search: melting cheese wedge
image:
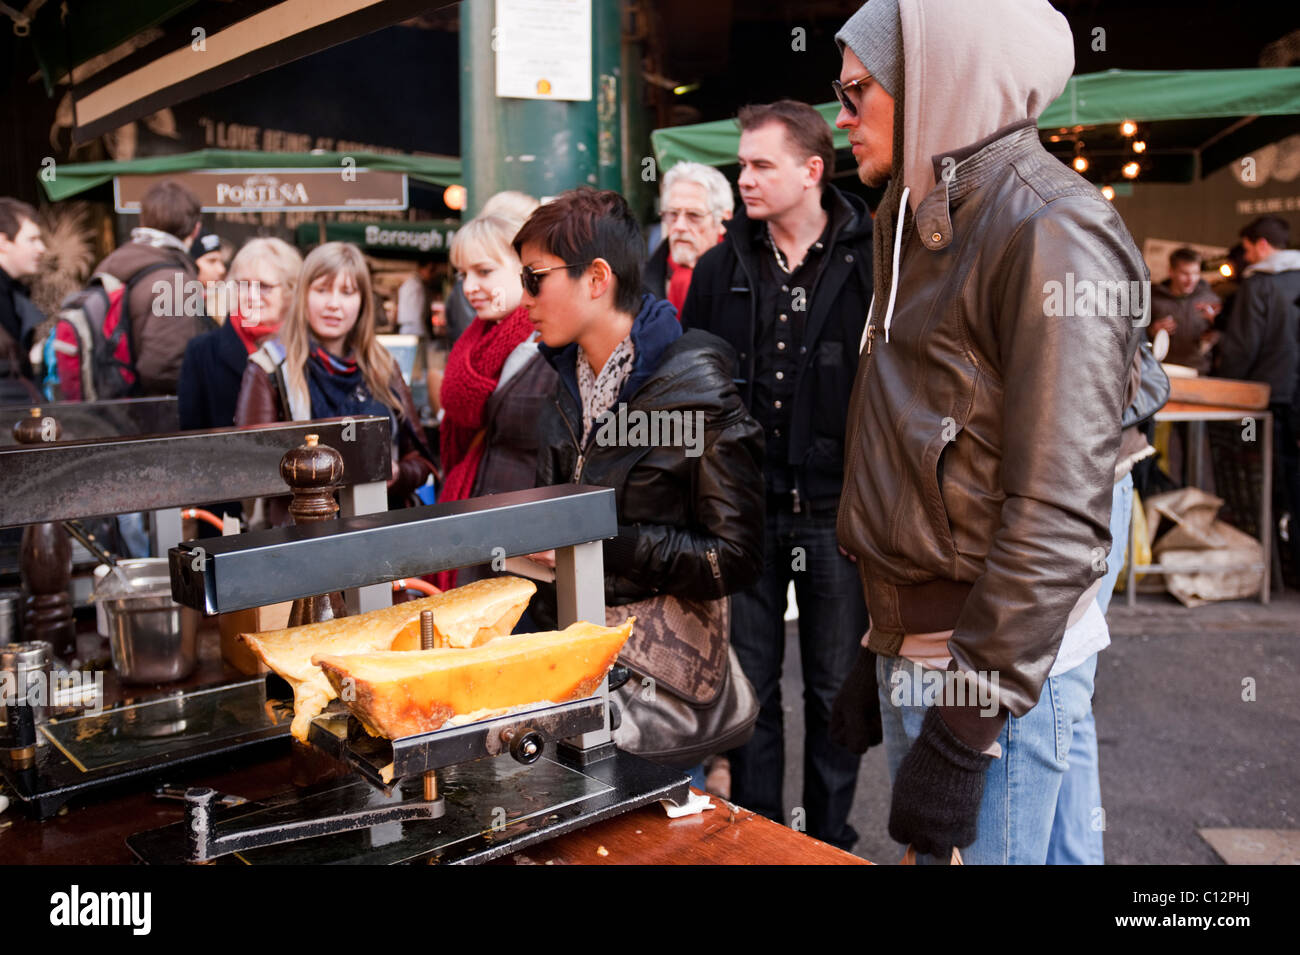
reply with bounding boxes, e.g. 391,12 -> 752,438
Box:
241,576 -> 536,740
314,619 -> 634,739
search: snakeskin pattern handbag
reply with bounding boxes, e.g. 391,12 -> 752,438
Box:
605,594 -> 758,769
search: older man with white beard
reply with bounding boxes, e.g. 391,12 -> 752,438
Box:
644,162 -> 733,317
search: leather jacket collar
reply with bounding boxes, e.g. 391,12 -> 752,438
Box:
915,120 -> 1041,253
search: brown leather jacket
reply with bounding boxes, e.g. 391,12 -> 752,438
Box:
233,357 -> 434,525
837,123 -> 1144,717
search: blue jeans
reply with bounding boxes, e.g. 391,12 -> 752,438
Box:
727,509 -> 869,850
878,651 -> 1098,864
1044,472 -> 1132,864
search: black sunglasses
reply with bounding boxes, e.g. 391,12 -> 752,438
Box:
831,74 -> 872,117
521,261 -> 592,296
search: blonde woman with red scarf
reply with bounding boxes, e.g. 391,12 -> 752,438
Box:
436,212 -> 557,589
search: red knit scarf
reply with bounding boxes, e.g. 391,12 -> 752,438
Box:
230,311 -> 280,354
436,306 -> 533,588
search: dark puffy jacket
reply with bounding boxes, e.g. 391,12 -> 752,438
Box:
534,294 -> 764,617
1216,249 -> 1300,408
679,184 -> 872,507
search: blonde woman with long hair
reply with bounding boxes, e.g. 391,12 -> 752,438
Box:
234,241 -> 434,526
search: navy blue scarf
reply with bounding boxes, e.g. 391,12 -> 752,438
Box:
306,343 -> 393,425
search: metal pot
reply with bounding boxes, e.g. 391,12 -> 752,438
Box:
94,559 -> 199,684
0,588 -> 23,643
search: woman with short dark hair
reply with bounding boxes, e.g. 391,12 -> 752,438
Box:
520,188 -> 765,781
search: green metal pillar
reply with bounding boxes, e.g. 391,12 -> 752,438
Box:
459,0 -> 624,215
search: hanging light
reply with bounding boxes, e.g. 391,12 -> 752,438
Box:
1121,161 -> 1140,180
1120,120 -> 1138,137
1100,184 -> 1116,201
1132,139 -> 1147,154
443,184 -> 467,211
1072,141 -> 1089,173
1219,262 -> 1234,278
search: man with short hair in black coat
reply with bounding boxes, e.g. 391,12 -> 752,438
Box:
680,100 -> 875,852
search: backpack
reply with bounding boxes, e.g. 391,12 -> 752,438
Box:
51,263 -> 176,401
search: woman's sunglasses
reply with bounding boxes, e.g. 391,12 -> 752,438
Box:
831,74 -> 872,117
521,261 -> 591,296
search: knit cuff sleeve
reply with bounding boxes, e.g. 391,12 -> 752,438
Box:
602,525 -> 640,576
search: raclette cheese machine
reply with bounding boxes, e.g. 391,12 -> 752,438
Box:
132,437 -> 690,864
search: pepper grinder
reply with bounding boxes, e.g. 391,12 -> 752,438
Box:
14,409 -> 75,658
281,434 -> 348,627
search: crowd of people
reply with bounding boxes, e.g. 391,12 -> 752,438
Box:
2,0 -> 1298,865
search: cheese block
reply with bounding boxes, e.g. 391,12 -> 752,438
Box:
241,576 -> 536,740
314,619 -> 633,739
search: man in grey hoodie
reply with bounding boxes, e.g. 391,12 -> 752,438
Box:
831,0 -> 1144,863
1216,214 -> 1300,576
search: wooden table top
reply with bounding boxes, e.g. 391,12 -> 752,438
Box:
1,748 -> 866,865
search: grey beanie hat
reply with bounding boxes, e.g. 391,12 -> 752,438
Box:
835,0 -> 902,100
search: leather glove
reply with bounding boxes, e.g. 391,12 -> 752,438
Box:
829,644 -> 882,754
887,705 -> 994,857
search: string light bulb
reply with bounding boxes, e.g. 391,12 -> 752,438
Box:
1132,139 -> 1147,154
1100,184 -> 1116,200
1122,161 -> 1140,180
443,184 -> 467,211
1073,154 -> 1090,173
1120,120 -> 1138,137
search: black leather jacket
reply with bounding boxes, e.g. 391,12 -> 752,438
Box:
837,122 -> 1144,716
535,300 -> 764,614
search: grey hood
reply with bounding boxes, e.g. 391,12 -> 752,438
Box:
898,0 -> 1073,219
1245,248 -> 1300,275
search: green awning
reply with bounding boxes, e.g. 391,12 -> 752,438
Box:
294,220 -> 460,256
40,149 -> 462,203
1039,68 -> 1300,127
651,68 -> 1300,183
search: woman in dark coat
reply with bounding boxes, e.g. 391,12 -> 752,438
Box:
178,237 -> 302,431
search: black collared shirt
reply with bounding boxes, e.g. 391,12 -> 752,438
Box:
751,200 -> 841,501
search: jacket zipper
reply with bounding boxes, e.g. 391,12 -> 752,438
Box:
554,393 -> 607,484
706,548 -> 722,581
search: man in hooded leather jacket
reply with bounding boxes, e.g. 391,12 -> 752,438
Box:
832,0 -> 1144,864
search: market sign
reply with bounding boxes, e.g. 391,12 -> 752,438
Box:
114,169 -> 409,213
294,220 -> 460,255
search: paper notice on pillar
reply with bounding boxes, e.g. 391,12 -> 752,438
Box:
495,0 -> 593,102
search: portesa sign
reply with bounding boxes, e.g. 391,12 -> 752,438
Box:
114,169 -> 409,213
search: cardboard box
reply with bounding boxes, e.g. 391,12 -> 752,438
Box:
219,602 -> 292,675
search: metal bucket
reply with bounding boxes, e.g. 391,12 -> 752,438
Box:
94,559 -> 199,684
